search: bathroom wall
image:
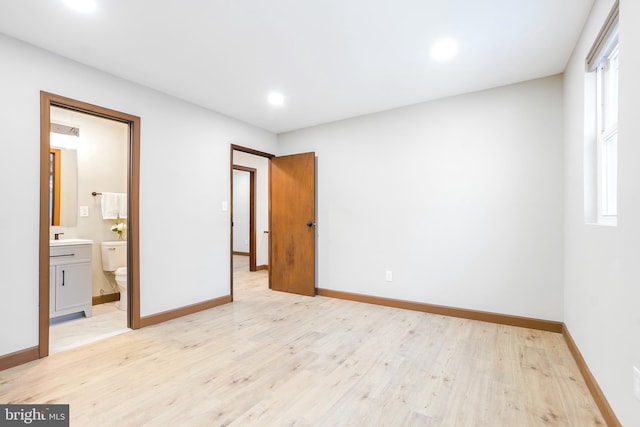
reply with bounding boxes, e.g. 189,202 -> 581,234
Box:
50,107 -> 129,298
0,33 -> 277,357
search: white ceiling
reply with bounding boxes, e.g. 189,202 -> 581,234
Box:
0,0 -> 594,133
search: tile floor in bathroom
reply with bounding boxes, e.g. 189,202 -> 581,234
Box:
49,301 -> 129,354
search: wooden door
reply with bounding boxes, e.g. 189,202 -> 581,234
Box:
270,152 -> 316,296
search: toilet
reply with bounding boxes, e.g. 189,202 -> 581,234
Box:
101,241 -> 128,311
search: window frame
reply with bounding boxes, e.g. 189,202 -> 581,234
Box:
585,0 -> 619,226
596,45 -> 618,223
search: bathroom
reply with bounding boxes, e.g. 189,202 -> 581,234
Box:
49,106 -> 130,353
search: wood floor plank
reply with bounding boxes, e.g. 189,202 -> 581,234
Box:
0,256 -> 605,426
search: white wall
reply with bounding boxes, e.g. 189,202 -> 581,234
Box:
0,33 -> 277,357
232,170 -> 250,253
278,75 -> 564,321
233,151 -> 270,267
564,0 -> 640,424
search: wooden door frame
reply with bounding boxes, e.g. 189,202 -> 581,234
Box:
232,165 -> 257,271
39,92 -> 141,358
229,144 -> 274,300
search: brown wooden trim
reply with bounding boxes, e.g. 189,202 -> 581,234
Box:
229,146 -> 234,301
0,347 -> 39,372
128,110 -> 141,330
316,288 -> 563,333
268,158 -> 272,290
562,325 -> 621,427
139,295 -> 232,328
50,148 -> 61,226
39,93 -> 51,357
248,169 -> 256,271
44,93 -> 139,123
232,165 -> 257,272
232,165 -> 256,173
40,92 -> 142,362
231,144 -> 275,159
256,264 -> 269,271
92,293 -> 120,305
233,251 -> 250,256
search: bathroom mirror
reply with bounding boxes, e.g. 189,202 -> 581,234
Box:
50,142 -> 78,227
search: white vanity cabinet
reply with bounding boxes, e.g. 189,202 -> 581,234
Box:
49,241 -> 92,319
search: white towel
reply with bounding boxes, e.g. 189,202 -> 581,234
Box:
117,193 -> 127,219
101,192 -> 120,219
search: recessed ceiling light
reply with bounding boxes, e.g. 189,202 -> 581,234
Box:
430,38 -> 458,62
62,0 -> 97,13
267,92 -> 285,106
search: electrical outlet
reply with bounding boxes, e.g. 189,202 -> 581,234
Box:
385,270 -> 393,282
634,366 -> 640,401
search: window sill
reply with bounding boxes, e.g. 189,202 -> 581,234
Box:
586,218 -> 617,227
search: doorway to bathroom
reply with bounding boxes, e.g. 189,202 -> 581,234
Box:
39,92 -> 141,358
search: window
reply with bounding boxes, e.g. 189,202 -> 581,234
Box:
597,45 -> 618,218
585,1 -> 619,225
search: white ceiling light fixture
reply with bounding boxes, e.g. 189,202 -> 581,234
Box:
62,0 -> 97,14
430,38 -> 458,62
267,92 -> 285,106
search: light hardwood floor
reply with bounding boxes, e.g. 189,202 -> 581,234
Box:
49,301 -> 129,354
0,256 -> 605,426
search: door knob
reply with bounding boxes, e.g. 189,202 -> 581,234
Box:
306,221 -> 315,227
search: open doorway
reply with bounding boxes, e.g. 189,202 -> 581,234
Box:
230,144 -> 317,299
230,145 -> 272,300
48,106 -> 129,354
232,166 -> 256,270
39,92 -> 141,358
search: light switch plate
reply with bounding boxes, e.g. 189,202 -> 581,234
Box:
222,201 -> 228,211
79,206 -> 89,217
